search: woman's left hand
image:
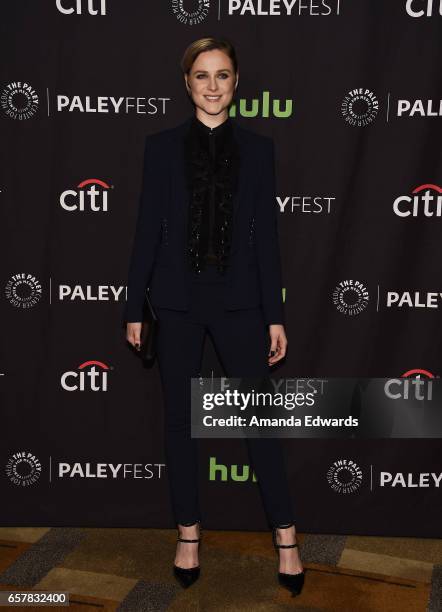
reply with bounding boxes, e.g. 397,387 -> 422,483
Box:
268,324 -> 288,365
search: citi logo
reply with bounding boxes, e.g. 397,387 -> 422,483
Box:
405,0 -> 442,17
208,457 -> 257,482
393,183 -> 442,217
229,91 -> 293,118
60,179 -> 111,212
61,360 -> 111,392
56,0 -> 107,15
384,369 -> 436,401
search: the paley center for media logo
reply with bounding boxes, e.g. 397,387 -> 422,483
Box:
332,280 -> 369,316
1,81 -> 39,120
341,88 -> 379,126
326,456 -> 441,493
5,273 -> 43,309
6,451 -> 42,486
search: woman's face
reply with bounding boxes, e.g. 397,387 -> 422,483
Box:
185,49 -> 238,119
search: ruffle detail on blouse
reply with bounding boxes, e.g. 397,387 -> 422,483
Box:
183,122 -> 240,275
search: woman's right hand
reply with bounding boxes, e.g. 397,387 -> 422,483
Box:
126,322 -> 142,351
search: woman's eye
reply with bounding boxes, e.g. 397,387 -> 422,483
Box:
195,73 -> 229,79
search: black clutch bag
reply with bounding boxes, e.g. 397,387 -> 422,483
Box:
138,289 -> 158,361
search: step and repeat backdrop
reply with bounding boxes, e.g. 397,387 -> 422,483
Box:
1,1 -> 441,536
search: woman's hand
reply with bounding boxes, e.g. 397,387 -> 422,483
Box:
126,322 -> 142,351
268,324 -> 287,365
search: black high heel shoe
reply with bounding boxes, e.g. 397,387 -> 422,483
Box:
173,520 -> 202,589
272,522 -> 305,596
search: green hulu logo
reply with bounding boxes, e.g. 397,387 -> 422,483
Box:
229,91 -> 293,118
209,456 -> 258,482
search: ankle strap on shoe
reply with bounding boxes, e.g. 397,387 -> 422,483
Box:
274,541 -> 298,549
177,536 -> 201,543
272,525 -> 298,549
177,520 -> 202,543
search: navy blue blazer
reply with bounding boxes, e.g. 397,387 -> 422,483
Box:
123,116 -> 285,326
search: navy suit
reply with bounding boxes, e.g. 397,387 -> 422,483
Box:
123,116 -> 294,528
123,116 -> 285,326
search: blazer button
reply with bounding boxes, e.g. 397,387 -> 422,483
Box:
249,216 -> 255,244
162,217 -> 169,245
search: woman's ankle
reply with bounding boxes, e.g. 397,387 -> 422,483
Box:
275,524 -> 296,544
177,521 -> 201,537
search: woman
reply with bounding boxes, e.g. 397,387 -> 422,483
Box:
124,37 -> 305,596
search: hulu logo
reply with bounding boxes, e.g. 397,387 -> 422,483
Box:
209,456 -> 258,482
229,91 -> 293,118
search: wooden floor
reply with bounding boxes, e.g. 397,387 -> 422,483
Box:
0,527 -> 440,611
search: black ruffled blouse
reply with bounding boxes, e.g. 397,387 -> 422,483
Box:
183,114 -> 240,276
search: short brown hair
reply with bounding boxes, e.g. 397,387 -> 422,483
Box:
180,37 -> 238,75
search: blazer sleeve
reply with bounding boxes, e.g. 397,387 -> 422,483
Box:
122,136 -> 163,323
255,137 -> 285,326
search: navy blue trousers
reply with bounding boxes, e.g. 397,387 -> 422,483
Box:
155,265 -> 295,528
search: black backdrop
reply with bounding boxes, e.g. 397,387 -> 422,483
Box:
1,1 -> 441,536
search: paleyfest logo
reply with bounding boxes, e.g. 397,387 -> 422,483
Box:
341,88 -> 379,126
56,94 -> 170,115
327,459 -> 363,493
56,461 -> 166,479
5,273 -> 43,309
171,0 -> 210,24
6,451 -> 42,486
1,81 -> 39,120
174,0 -> 342,19
397,98 -> 442,117
332,280 -> 369,316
